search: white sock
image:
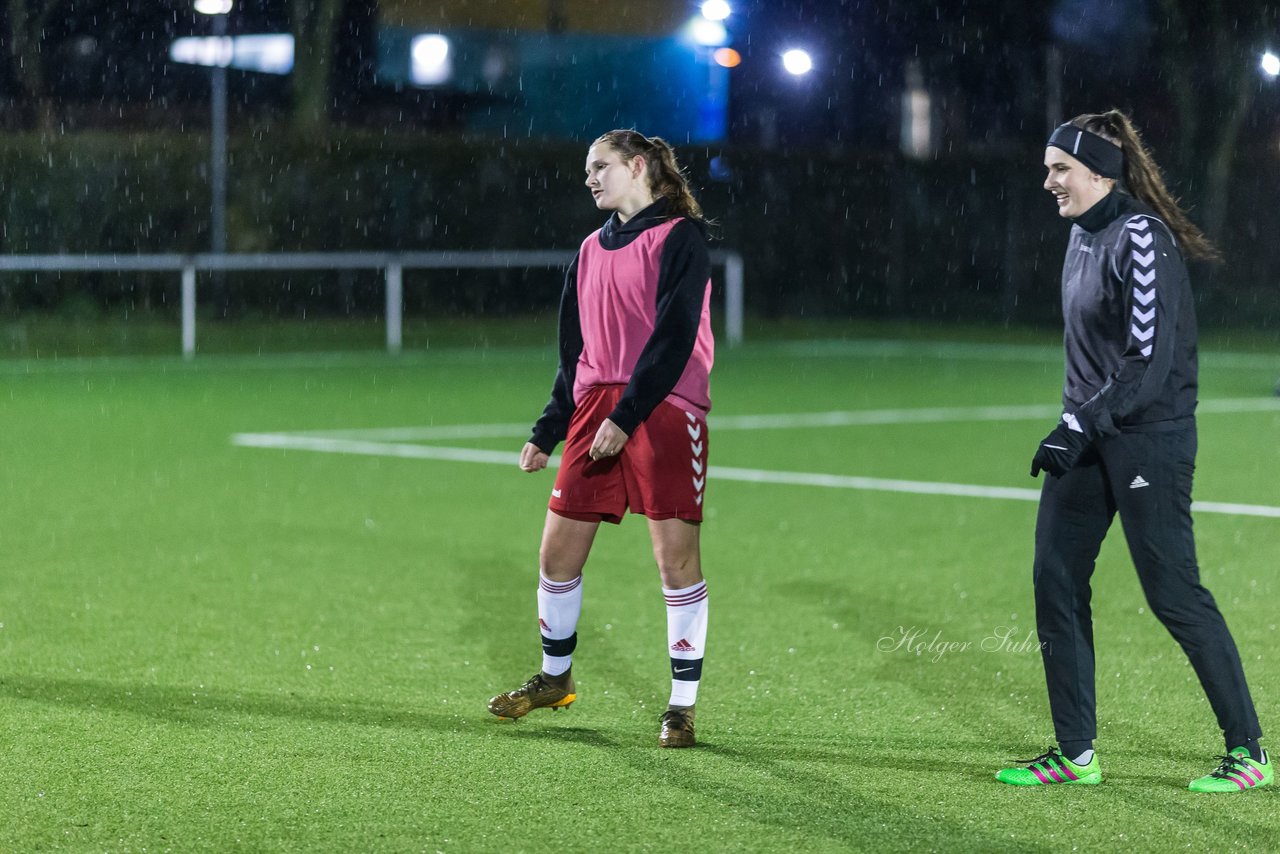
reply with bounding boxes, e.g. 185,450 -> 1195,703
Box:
1071,749 -> 1095,766
664,580 -> 708,707
538,573 -> 582,676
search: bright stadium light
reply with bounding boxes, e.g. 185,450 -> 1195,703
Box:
701,0 -> 731,21
233,34 -> 293,74
411,34 -> 452,85
781,48 -> 813,76
689,18 -> 729,47
1263,51 -> 1280,78
194,0 -> 232,14
170,34 -> 293,73
170,35 -> 232,68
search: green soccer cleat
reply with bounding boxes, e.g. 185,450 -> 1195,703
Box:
995,748 -> 1101,786
1189,748 -> 1273,792
487,670 -> 576,720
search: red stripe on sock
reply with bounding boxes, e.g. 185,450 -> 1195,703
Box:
541,576 -> 582,594
664,584 -> 707,606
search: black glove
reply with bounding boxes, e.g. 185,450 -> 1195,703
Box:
1030,420 -> 1091,478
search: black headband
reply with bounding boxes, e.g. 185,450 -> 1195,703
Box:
1047,124 -> 1124,179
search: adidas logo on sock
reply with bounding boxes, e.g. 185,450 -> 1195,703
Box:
671,638 -> 696,653
1130,475 -> 1150,489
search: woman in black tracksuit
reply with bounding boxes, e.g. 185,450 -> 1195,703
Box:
996,110 -> 1269,792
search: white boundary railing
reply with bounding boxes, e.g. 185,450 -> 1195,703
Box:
0,249 -> 745,358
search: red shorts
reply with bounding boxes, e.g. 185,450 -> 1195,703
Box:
549,385 -> 708,524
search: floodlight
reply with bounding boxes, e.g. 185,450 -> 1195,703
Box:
781,49 -> 813,76
411,34 -> 452,86
690,19 -> 729,47
194,0 -> 232,15
701,0 -> 731,22
170,34 -> 293,73
1263,51 -> 1280,78
232,34 -> 294,74
170,35 -> 233,68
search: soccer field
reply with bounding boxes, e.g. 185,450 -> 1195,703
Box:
3,333 -> 1279,851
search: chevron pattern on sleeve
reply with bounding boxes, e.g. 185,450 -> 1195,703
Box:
1126,217 -> 1157,358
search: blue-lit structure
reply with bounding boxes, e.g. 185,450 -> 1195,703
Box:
376,27 -> 729,142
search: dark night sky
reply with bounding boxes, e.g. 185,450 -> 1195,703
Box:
725,0 -> 1277,152
4,0 -> 1277,150
721,1 -> 1057,148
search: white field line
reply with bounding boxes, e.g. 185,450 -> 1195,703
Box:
2,338 -> 1273,375
231,432 -> 558,467
294,397 -> 1280,441
296,423 -> 534,441
230,432 -> 1280,519
775,339 -> 1280,370
1193,398 -> 1280,414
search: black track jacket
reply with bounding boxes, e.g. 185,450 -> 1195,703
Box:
1059,190 -> 1198,438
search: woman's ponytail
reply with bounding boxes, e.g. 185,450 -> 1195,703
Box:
1067,110 -> 1221,262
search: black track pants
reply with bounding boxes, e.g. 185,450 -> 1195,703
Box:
1032,422 -> 1261,747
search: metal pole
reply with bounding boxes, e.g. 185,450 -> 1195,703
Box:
1045,44 -> 1063,135
211,12 -> 228,257
385,263 -> 403,354
724,252 -> 744,347
182,265 -> 197,359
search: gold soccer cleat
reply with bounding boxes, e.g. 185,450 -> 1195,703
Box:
658,706 -> 696,748
487,670 -> 576,720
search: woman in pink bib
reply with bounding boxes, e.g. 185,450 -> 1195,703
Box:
488,130 -> 715,749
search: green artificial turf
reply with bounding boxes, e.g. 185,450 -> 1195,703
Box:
2,327 -> 1279,851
